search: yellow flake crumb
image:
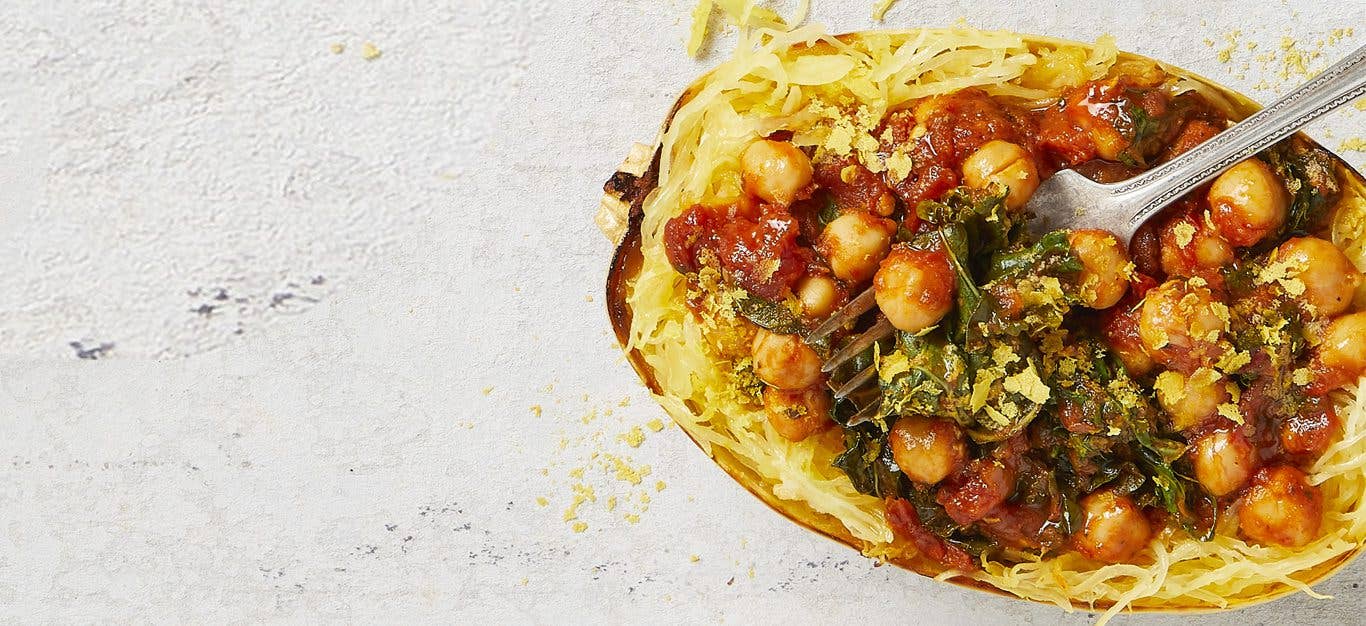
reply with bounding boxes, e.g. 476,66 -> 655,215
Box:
646,419 -> 665,432
619,397 -> 632,407
1154,371 -> 1186,405
884,151 -> 915,183
569,467 -> 585,479
1215,349 -> 1251,373
1003,362 -> 1050,404
1172,222 -> 1197,248
606,455 -> 652,485
690,554 -> 701,563
571,521 -> 588,533
330,43 -> 346,55
361,42 -> 382,61
607,496 -> 618,511
1340,138 -> 1366,152
536,496 -> 548,507
655,480 -> 667,492
482,386 -> 494,396
530,405 -> 542,417
624,513 -> 640,524
1217,402 -> 1243,424
619,426 -> 646,448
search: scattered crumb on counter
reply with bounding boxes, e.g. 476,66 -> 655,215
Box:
535,497 -> 548,507
330,42 -> 346,54
361,42 -> 382,61
655,480 -> 667,492
646,419 -> 664,432
1340,138 -> 1366,152
619,426 -> 645,448
561,483 -> 597,522
1216,30 -> 1241,63
571,521 -> 588,533
690,554 -> 701,563
606,454 -> 651,485
530,405 -> 542,417
482,386 -> 494,396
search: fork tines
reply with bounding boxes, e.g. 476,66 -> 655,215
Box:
807,287 -> 877,343
821,316 -> 893,374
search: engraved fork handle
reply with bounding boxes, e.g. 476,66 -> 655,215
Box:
1109,44 -> 1366,240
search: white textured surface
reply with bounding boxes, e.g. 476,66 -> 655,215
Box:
2,1 -> 1365,623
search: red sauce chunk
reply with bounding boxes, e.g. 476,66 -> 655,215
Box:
936,455 -> 1017,525
715,213 -> 810,301
663,204 -> 721,273
813,157 -> 897,216
885,498 -> 978,571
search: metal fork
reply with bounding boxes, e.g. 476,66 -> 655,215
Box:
1027,44 -> 1366,241
811,43 -> 1366,412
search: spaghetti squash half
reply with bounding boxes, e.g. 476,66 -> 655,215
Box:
599,27 -> 1366,620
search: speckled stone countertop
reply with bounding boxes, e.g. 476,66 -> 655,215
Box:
2,1 -> 1364,623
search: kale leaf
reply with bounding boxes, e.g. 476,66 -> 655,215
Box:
831,425 -> 906,498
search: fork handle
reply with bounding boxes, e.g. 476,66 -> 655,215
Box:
1109,43 -> 1366,239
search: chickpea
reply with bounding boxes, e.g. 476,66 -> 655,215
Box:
1138,279 -> 1228,373
741,139 -> 813,206
1190,429 -> 1257,497
1281,397 -> 1338,457
874,244 -> 957,333
1207,159 -> 1288,248
795,274 -> 840,319
1100,289 -> 1158,379
751,329 -> 823,390
889,416 -> 967,484
1311,312 -> 1366,393
961,140 -> 1040,210
1067,229 -> 1130,309
1154,368 -> 1231,431
763,385 -> 833,442
1272,237 -> 1363,318
1237,464 -> 1323,547
1073,490 -> 1152,563
817,213 -> 897,284
1159,214 -> 1235,277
